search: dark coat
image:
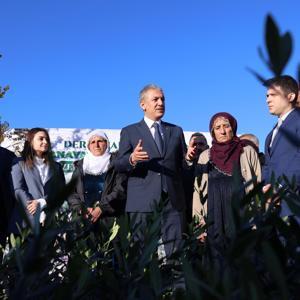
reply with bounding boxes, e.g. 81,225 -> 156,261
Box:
68,152 -> 127,216
263,108 -> 300,187
263,108 -> 300,217
0,147 -> 16,243
114,119 -> 188,212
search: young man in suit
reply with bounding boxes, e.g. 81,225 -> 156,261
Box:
115,84 -> 196,259
263,75 -> 300,216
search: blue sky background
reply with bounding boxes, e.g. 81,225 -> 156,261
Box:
0,0 -> 299,150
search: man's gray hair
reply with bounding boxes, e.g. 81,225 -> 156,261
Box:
239,133 -> 260,148
139,84 -> 164,102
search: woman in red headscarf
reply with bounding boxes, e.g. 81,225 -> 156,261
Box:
192,112 -> 261,249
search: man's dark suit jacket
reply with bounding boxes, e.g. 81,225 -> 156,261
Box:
263,108 -> 300,188
0,147 -> 16,243
115,119 -> 187,212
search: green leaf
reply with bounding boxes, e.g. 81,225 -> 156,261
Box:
10,233 -> 16,248
279,32 -> 293,71
103,219 -> 120,251
265,14 -> 292,75
148,257 -> 162,296
265,14 -> 281,75
257,47 -> 271,70
246,67 -> 266,84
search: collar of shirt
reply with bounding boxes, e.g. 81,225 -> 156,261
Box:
280,108 -> 295,122
144,116 -> 162,128
34,156 -> 49,185
34,156 -> 46,165
144,116 -> 162,138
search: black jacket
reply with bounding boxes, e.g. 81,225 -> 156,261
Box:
68,152 -> 127,216
0,147 -> 16,243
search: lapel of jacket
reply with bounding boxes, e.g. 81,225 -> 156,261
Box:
161,121 -> 171,157
270,110 -> 296,156
137,119 -> 161,157
44,164 -> 54,186
265,127 -> 274,156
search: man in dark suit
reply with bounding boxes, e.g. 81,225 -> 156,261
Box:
0,146 -> 16,245
263,75 -> 300,216
115,84 -> 196,258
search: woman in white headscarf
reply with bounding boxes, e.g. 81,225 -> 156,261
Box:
68,130 -> 127,222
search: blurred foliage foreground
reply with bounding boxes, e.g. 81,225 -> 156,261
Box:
1,175 -> 300,300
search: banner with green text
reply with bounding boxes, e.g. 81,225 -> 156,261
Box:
1,128 -> 211,181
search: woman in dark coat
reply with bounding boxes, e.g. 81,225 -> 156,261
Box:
193,113 -> 261,268
68,130 -> 126,223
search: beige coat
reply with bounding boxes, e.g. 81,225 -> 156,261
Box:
192,145 -> 261,222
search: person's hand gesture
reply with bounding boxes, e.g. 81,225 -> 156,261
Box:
130,139 -> 149,165
186,136 -> 198,161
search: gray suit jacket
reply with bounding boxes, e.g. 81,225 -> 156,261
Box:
10,157 -> 65,231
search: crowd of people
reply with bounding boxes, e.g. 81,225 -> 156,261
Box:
0,75 -> 300,280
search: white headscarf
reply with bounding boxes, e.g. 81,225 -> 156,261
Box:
82,130 -> 111,175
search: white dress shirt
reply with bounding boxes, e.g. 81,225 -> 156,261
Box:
34,156 -> 49,222
143,116 -> 164,139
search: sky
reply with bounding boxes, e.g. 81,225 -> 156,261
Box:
0,0 -> 299,150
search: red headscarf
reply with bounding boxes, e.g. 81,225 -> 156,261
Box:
209,112 -> 247,175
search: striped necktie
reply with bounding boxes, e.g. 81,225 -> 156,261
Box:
153,122 -> 164,155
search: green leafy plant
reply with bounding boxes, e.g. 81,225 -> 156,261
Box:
0,53 -> 10,141
1,175 -> 300,299
248,14 -> 300,83
0,54 -> 9,99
